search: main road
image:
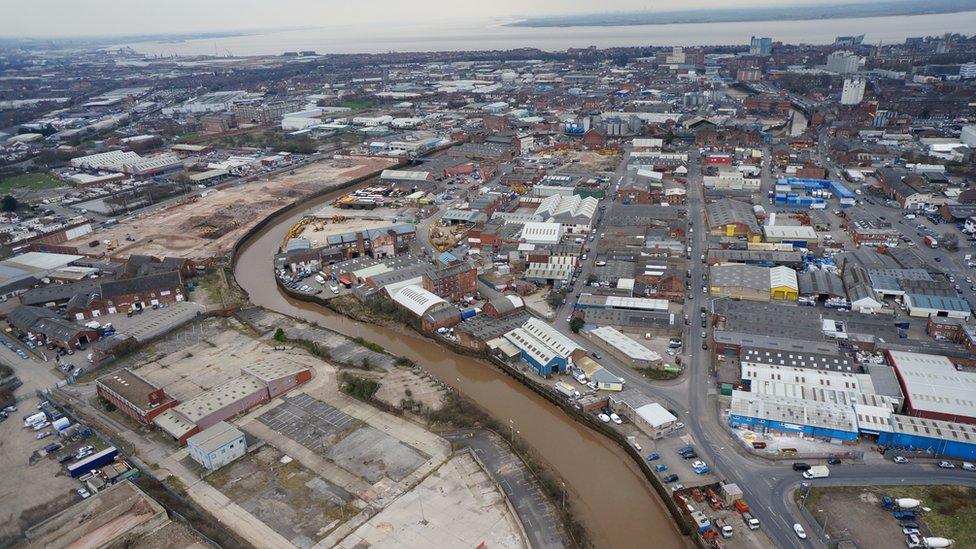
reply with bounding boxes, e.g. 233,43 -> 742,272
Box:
546,144 -> 976,549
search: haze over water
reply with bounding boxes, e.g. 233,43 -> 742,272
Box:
122,11 -> 976,57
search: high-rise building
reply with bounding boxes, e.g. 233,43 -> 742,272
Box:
826,51 -> 861,74
840,77 -> 866,105
960,62 -> 976,80
749,36 -> 772,56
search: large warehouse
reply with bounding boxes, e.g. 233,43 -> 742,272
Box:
504,317 -> 582,376
889,350 -> 976,425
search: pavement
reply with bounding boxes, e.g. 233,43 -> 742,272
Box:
444,430 -> 567,549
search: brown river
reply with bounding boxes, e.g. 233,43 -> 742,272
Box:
232,181 -> 685,548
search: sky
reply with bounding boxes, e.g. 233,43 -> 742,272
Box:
0,0 -> 869,38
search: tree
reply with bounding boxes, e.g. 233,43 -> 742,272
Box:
664,129 -> 675,145
273,327 -> 286,342
546,288 -> 567,308
569,316 -> 584,333
1,195 -> 17,212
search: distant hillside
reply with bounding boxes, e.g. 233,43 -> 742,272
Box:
509,0 -> 976,28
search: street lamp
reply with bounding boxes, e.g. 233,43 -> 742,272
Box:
561,481 -> 566,511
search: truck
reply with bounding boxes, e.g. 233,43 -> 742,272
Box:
924,235 -> 939,248
733,499 -> 750,514
896,498 -> 921,510
802,465 -> 830,479
554,381 -> 580,399
23,412 -> 46,428
741,511 -> 760,530
67,447 -> 118,478
715,518 -> 734,538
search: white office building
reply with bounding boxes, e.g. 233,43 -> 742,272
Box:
841,77 -> 866,105
187,422 -> 246,471
826,51 -> 862,74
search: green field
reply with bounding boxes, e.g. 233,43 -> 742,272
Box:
0,172 -> 64,194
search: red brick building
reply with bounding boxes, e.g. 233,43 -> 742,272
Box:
96,369 -> 178,428
422,262 -> 478,302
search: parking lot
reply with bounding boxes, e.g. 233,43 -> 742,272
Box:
258,394 -> 361,452
91,301 -> 205,342
0,396 -> 87,539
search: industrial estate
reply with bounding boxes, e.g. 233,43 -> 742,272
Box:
2,14 -> 976,549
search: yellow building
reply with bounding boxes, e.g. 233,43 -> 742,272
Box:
769,266 -> 799,301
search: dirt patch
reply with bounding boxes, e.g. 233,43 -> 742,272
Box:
206,445 -> 359,548
807,485 -> 976,548
63,157 -> 397,261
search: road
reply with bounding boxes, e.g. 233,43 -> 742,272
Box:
815,129 -> 976,311
536,144 -> 976,549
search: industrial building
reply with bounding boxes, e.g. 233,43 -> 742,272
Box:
154,362 -> 312,445
504,317 -> 582,376
96,369 -> 178,428
729,390 -> 860,441
587,325 -> 662,368
609,390 -> 677,439
709,264 -> 798,302
187,421 -> 247,471
889,350 -> 976,425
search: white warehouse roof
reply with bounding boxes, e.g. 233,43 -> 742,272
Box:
392,285 -> 446,317
635,402 -> 677,429
589,326 -> 661,362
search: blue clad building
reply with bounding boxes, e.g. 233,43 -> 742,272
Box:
504,317 -> 582,376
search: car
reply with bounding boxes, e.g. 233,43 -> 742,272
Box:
662,474 -> 679,483
907,534 -> 922,548
43,442 -> 62,453
587,380 -> 598,391
827,457 -> 841,465
903,527 -> 921,535
32,421 -> 50,431
670,483 -> 685,492
934,257 -> 942,262
57,453 -> 73,463
646,453 -> 660,461
701,342 -> 708,350
76,488 -> 91,499
598,413 -> 611,423
691,460 -> 710,474
674,422 -> 685,430
36,431 -> 52,440
792,462 -> 811,471
591,352 -> 602,360
655,464 -> 668,472
681,451 -> 698,460
610,413 -> 622,425
633,442 -> 642,451
963,462 -> 976,471
894,455 -> 909,464
939,460 -> 955,469
701,331 -> 707,339
793,523 -> 807,539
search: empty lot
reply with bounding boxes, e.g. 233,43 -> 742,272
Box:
63,156 -> 396,261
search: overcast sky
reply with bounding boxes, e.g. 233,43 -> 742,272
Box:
1,0 -> 867,38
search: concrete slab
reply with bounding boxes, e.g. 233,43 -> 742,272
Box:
333,450 -> 527,549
